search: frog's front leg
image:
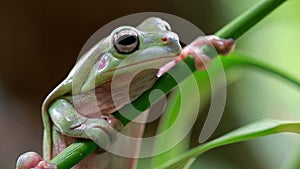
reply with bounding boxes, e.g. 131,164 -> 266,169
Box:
158,35 -> 235,76
17,99 -> 123,169
49,99 -> 123,148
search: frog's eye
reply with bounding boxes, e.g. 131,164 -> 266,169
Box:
113,29 -> 139,54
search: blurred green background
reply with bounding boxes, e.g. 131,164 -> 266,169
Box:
0,0 -> 299,169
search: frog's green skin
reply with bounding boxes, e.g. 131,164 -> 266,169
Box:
40,17 -> 182,168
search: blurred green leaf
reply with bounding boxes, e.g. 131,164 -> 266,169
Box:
155,119 -> 300,169
220,52 -> 300,87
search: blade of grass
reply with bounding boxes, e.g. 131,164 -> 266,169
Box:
178,157 -> 197,169
149,89 -> 195,168
49,0 -> 288,168
154,119 -> 300,169
220,52 -> 300,87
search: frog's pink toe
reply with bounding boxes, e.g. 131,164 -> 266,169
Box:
16,152 -> 57,169
180,45 -> 212,71
103,115 -> 123,132
157,60 -> 177,77
218,38 -> 235,55
17,152 -> 43,169
36,160 -> 58,169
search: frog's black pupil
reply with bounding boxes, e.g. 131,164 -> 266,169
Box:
118,35 -> 137,45
165,25 -> 170,31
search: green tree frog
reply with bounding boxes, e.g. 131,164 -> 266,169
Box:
16,17 -> 235,169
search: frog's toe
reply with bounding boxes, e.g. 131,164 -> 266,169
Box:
16,152 -> 42,169
103,115 -> 123,132
179,45 -> 211,71
210,37 -> 235,56
16,151 -> 57,169
218,38 -> 235,55
36,160 -> 57,169
84,117 -> 123,149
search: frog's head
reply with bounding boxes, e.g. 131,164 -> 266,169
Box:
42,17 -> 183,123
71,17 -> 181,94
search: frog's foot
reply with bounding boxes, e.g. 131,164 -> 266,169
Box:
83,115 -> 124,149
50,99 -> 124,149
178,35 -> 235,70
176,35 -> 235,70
157,35 -> 235,76
16,152 -> 57,169
102,115 -> 124,131
188,35 -> 235,56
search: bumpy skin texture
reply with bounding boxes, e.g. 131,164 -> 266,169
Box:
16,17 -> 235,169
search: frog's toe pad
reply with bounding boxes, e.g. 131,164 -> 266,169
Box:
36,160 -> 57,169
218,38 -> 235,55
16,151 -> 57,169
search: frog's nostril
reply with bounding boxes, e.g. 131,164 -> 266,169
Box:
161,37 -> 168,43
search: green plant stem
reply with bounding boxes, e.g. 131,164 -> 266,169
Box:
50,140 -> 97,169
215,0 -> 287,39
50,0 -> 288,168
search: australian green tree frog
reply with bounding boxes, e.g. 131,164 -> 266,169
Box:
16,17 -> 235,169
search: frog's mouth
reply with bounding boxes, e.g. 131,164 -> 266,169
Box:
111,55 -> 178,74
106,46 -> 182,77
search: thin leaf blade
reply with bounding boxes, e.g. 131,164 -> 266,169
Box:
155,119 -> 300,169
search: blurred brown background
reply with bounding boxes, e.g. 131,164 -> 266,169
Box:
1,0 -> 300,169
